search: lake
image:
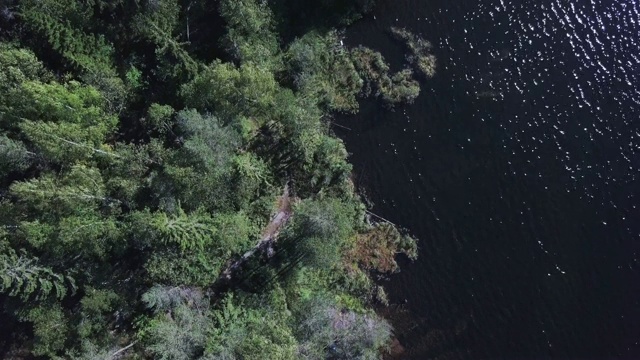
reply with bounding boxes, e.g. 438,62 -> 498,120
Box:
337,0 -> 640,358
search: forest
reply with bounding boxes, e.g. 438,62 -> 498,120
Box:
0,0 -> 432,358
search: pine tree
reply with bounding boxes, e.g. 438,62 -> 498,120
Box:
0,248 -> 76,300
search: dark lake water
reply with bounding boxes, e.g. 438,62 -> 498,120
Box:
337,0 -> 640,358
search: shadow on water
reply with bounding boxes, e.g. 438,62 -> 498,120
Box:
335,0 -> 640,358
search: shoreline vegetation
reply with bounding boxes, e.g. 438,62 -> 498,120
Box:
1,0 -> 427,358
390,27 -> 437,79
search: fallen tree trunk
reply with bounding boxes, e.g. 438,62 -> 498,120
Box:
206,183 -> 292,297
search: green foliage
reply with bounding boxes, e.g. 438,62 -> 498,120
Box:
175,109 -> 240,171
0,44 -> 51,97
351,46 -> 421,105
144,304 -> 211,360
10,165 -> 109,217
205,295 -> 298,360
219,0 -> 283,71
23,303 -> 70,357
0,1 -> 415,357
125,65 -> 144,89
132,208 -> 256,285
282,198 -> 358,270
0,135 -> 32,176
56,213 -> 122,260
77,288 -> 120,340
1,247 -> 76,300
19,0 -> 116,74
142,285 -> 205,313
132,0 -> 199,78
7,80 -> 118,164
181,61 -> 279,118
286,31 -> 363,112
146,103 -> 176,134
306,135 -> 353,191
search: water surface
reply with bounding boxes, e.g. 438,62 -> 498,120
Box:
337,0 -> 640,358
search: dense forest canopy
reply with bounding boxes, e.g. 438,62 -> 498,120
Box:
0,0 -> 431,358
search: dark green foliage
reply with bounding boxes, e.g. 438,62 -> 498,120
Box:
271,0 -> 377,40
19,0 -> 116,73
132,0 -> 199,79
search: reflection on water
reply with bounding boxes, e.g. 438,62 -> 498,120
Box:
337,0 -> 640,358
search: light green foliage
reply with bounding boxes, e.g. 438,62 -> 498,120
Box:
144,249 -> 222,286
17,220 -> 55,249
283,198 -> 358,270
182,61 -> 279,117
220,0 -> 283,71
136,208 -> 217,252
382,68 -> 421,104
142,285 -> 205,313
99,140 -> 168,207
205,295 -> 297,360
140,285 -> 210,360
11,165 -> 108,216
18,0 -> 127,113
287,266 -> 373,308
231,153 -> 275,208
133,208 -> 256,285
56,213 -> 122,260
146,103 -> 176,134
1,248 -> 75,300
8,80 -> 118,163
16,213 -> 119,263
286,31 -> 363,112
68,341 -> 121,360
0,44 -> 50,97
125,65 -> 144,89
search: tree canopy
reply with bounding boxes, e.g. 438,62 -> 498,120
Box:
0,0 -> 425,358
